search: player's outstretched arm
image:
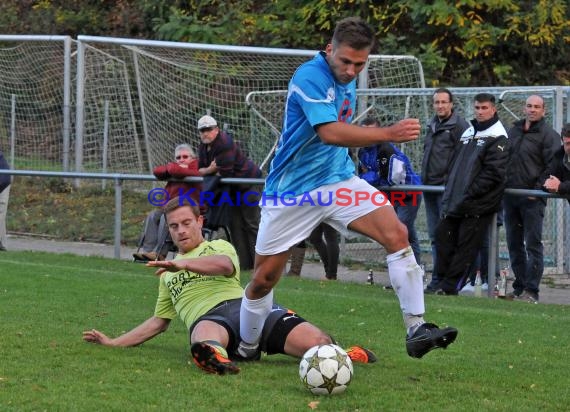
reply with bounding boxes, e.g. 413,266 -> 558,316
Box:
82,316 -> 171,347
317,118 -> 421,147
147,255 -> 234,277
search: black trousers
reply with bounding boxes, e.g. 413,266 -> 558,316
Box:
435,213 -> 494,293
229,190 -> 261,271
307,222 -> 339,278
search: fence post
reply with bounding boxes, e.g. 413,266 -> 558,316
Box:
62,36 -> 72,172
102,100 -> 109,190
562,207 -> 570,273
114,176 -> 123,259
74,40 -> 86,188
10,94 -> 16,169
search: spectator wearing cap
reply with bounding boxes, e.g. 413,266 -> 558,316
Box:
540,123 -> 570,204
197,114 -> 262,270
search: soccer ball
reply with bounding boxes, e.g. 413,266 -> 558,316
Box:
299,344 -> 353,395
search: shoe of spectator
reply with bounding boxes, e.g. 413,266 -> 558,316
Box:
346,345 -> 377,363
433,288 -> 458,296
515,290 -> 539,304
425,281 -> 439,292
132,252 -> 150,262
505,289 -> 523,301
141,251 -> 166,261
424,287 -> 438,295
459,283 -> 474,295
406,322 -> 458,358
191,342 -> 240,375
482,283 -> 488,291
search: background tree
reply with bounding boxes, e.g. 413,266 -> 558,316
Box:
150,0 -> 570,86
0,0 -> 568,86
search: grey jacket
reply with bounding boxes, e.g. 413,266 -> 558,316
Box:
421,111 -> 469,186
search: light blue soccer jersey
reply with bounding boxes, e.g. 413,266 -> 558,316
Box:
264,52 -> 356,197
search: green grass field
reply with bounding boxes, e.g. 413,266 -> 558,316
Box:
1,251 -> 569,412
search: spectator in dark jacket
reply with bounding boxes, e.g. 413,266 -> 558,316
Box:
133,144 -> 201,262
428,93 -> 509,295
197,115 -> 262,270
541,123 -> 570,203
504,95 -> 561,303
421,88 -> 469,291
0,148 -> 11,251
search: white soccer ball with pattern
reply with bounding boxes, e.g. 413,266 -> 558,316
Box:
299,344 -> 353,395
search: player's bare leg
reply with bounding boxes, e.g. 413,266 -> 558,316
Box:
237,251 -> 289,358
281,320 -> 377,363
246,251 -> 290,298
348,206 -> 458,358
190,320 -> 239,375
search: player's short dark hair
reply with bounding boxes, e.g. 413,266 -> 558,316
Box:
434,87 -> 454,103
474,93 -> 496,105
561,123 -> 570,138
332,17 -> 375,51
164,196 -> 201,217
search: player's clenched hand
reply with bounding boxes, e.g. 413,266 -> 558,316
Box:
389,118 -> 421,142
83,329 -> 113,346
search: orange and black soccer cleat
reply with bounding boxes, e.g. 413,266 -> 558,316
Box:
191,342 -> 240,375
346,345 -> 378,363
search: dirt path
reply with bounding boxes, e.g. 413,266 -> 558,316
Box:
6,234 -> 569,305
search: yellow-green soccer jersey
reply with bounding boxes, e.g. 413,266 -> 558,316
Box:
154,239 -> 242,328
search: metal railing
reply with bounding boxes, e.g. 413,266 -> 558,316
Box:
1,170 -> 568,291
0,169 -> 264,259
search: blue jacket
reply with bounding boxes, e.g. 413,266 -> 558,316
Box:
358,143 -> 421,187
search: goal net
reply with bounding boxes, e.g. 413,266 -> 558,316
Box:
108,45 -> 425,174
0,38 -> 68,170
1,37 -> 427,177
125,45 -> 311,172
79,43 -> 143,174
246,54 -> 427,171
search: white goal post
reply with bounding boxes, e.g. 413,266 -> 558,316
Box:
77,36 -> 426,175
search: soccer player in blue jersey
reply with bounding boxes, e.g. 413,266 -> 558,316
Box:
238,17 -> 458,360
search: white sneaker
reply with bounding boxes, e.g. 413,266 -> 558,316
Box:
459,283 -> 474,295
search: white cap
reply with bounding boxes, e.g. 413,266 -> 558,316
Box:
197,115 -> 218,130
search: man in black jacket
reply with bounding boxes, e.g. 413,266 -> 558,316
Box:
421,88 -> 469,291
504,95 -> 560,303
428,93 -> 509,295
541,123 -> 570,203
